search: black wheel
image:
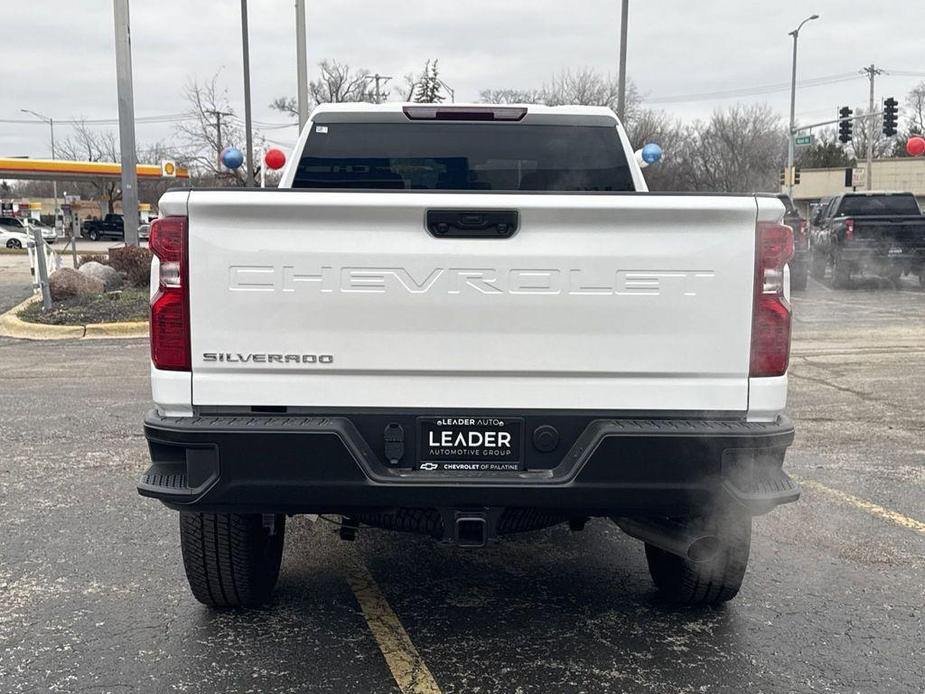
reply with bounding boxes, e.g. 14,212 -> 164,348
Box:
832,252 -> 851,288
179,512 -> 285,608
644,514 -> 751,606
87,229 -> 100,241
810,248 -> 826,280
6,239 -> 22,249
791,264 -> 808,291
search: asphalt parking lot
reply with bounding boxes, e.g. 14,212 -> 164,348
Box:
1,275 -> 923,694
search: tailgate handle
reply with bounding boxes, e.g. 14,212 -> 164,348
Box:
426,210 -> 518,238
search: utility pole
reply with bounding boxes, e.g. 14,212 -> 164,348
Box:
207,109 -> 233,169
364,73 -> 393,104
787,14 -> 820,196
295,0 -> 309,129
616,0 -> 629,121
240,0 -> 255,186
113,0 -> 139,246
861,64 -> 883,191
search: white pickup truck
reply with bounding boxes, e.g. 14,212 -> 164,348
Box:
139,103 -> 799,608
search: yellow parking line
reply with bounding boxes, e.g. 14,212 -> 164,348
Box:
799,479 -> 925,535
347,562 -> 443,694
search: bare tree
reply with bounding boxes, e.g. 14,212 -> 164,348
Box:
53,122 -> 174,212
175,73 -> 267,184
892,81 -> 925,156
624,109 -> 686,191
56,121 -> 122,214
847,106 -> 893,163
272,60 -> 378,116
798,128 -> 851,168
674,104 -> 787,193
481,69 -> 641,119
478,88 -> 543,104
904,81 -> 925,135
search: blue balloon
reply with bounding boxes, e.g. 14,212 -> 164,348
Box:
642,143 -> 663,164
222,147 -> 244,170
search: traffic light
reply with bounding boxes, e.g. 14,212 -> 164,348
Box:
779,169 -> 787,187
838,106 -> 853,143
793,167 -> 801,185
883,97 -> 898,136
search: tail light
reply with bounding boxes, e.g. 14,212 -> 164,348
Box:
844,218 -> 855,240
797,220 -> 809,249
750,221 -> 793,377
149,216 -> 190,371
403,105 -> 527,121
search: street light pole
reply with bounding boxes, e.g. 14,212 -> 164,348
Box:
616,0 -> 629,122
20,109 -> 59,232
113,0 -> 140,246
241,0 -> 255,187
295,0 -> 309,130
787,13 -> 819,197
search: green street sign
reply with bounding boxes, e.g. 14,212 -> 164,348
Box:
794,134 -> 813,146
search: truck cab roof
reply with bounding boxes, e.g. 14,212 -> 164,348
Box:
308,102 -> 622,127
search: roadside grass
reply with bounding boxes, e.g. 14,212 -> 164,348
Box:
18,290 -> 149,325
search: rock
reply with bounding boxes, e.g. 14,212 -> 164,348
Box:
48,268 -> 105,301
78,261 -> 122,291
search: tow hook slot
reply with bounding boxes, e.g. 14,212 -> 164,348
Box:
383,423 -> 405,466
439,508 -> 504,548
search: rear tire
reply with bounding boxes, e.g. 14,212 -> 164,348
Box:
6,239 -> 22,249
810,248 -> 826,280
87,229 -> 100,241
644,514 -> 751,606
179,512 -> 285,608
832,252 -> 851,288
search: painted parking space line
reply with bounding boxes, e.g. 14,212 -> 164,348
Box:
347,562 -> 443,694
798,478 -> 925,535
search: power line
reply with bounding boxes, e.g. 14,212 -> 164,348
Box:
645,72 -> 861,104
1,68 -> 923,130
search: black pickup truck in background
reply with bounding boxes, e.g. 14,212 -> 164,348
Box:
81,213 -> 124,241
777,193 -> 808,290
810,192 -> 925,287
81,213 -> 151,242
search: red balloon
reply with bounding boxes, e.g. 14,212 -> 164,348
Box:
264,148 -> 287,170
906,136 -> 925,157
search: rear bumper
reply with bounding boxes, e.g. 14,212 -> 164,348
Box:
139,410 -> 798,517
840,245 -> 925,265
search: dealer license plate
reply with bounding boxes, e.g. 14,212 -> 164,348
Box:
417,416 -> 523,471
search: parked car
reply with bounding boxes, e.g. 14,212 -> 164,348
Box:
0,216 -> 37,247
139,103 -> 799,609
26,219 -> 58,243
776,193 -> 808,290
81,213 -> 124,241
810,192 -> 925,287
0,226 -> 30,249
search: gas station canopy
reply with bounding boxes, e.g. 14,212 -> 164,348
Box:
0,157 -> 189,181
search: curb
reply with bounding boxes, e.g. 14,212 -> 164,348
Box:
0,294 -> 149,341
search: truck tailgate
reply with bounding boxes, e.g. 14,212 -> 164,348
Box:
185,190 -> 760,412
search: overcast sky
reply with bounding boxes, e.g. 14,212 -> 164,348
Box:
2,0 -> 924,160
